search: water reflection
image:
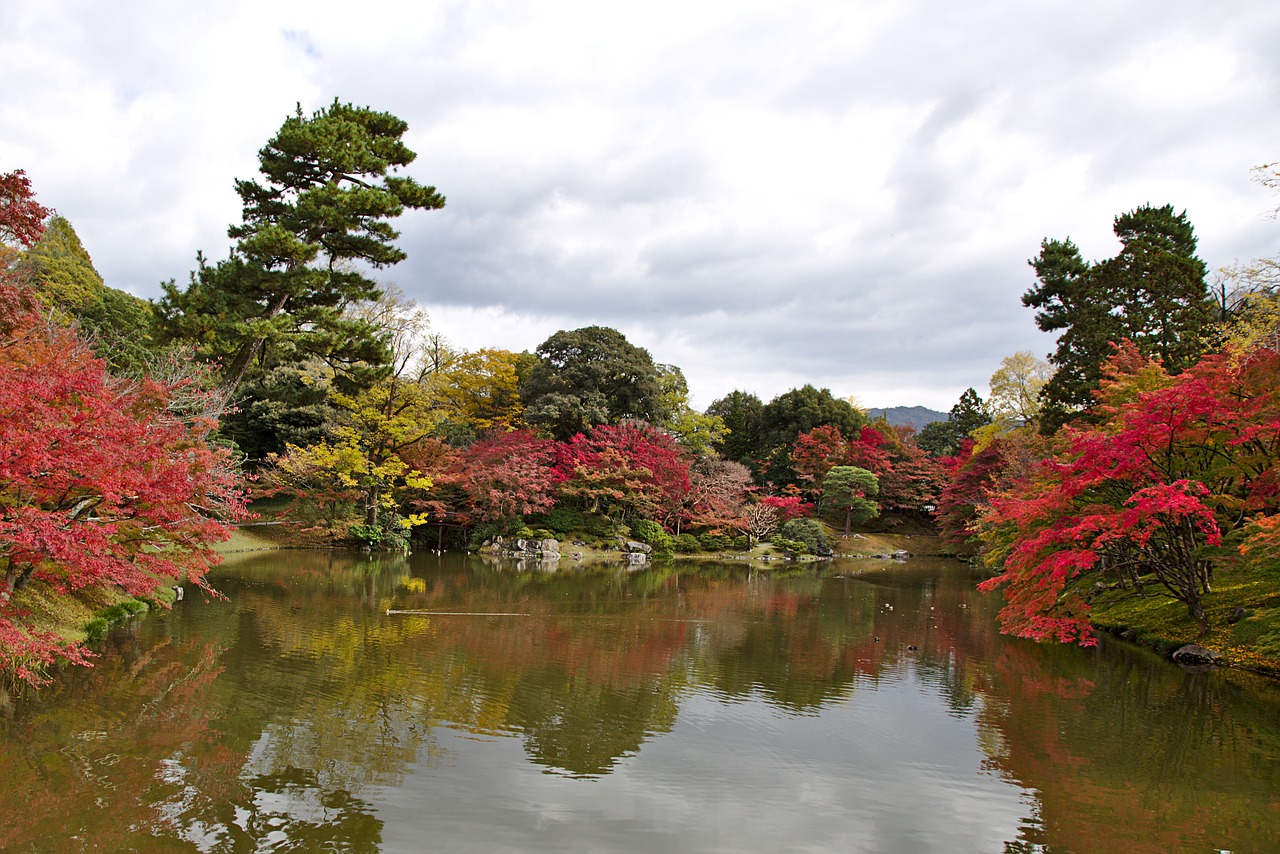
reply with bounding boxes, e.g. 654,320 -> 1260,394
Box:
0,552 -> 1276,852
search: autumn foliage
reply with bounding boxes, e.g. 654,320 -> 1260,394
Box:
976,342 -> 1280,643
0,273 -> 246,683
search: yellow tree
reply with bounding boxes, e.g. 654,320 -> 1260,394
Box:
434,347 -> 525,431
970,351 -> 1052,452
268,292 -> 445,545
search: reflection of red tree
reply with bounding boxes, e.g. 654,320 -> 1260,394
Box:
0,638 -> 244,850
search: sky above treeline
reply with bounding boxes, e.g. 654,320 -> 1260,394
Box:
4,0 -> 1280,411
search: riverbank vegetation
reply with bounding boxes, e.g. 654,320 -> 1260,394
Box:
3,99 -> 1279,684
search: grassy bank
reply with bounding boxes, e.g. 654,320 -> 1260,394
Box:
1086,565 -> 1280,677
5,581 -> 176,686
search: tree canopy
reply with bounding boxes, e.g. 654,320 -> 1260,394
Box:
521,326 -> 670,440
1025,204 -> 1213,430
156,99 -> 445,392
821,466 -> 879,535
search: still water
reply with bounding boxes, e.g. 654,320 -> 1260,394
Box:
1,550 -> 1277,852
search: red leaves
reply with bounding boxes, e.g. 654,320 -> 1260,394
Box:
759,495 -> 813,521
556,422 -> 692,526
455,430 -> 560,523
791,423 -> 943,511
978,343 -> 1280,642
0,170 -> 50,250
1,274 -> 246,683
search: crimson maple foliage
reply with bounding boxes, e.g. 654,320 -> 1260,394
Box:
0,170 -> 51,250
556,422 -> 692,528
978,342 -> 1280,642
455,430 -> 561,523
934,440 -> 1008,546
759,495 -> 813,521
0,275 -> 246,684
791,423 -> 943,512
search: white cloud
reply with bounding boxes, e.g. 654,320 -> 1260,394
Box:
4,0 -> 1279,410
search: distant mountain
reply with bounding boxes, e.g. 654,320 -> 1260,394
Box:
866,406 -> 947,429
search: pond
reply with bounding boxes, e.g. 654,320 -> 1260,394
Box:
1,550 -> 1277,852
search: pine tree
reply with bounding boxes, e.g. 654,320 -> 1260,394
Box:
1025,205 -> 1212,431
157,100 -> 445,392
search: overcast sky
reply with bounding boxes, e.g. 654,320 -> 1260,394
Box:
4,1 -> 1279,410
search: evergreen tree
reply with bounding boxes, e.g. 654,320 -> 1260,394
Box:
23,215 -> 155,373
1025,204 -> 1212,431
24,214 -> 104,311
156,99 -> 446,393
520,326 -> 669,440
707,390 -> 765,466
916,387 -> 991,457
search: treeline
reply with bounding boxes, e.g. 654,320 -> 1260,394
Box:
0,102 -> 948,682
7,96 -> 1276,685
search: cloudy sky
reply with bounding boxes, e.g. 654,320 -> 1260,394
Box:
4,1 -> 1279,410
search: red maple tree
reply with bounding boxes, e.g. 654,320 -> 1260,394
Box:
978,342 -> 1280,642
0,274 -> 246,683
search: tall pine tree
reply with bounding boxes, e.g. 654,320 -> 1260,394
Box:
1024,204 -> 1212,431
157,100 -> 445,393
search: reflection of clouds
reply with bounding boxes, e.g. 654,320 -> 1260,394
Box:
375,679 -> 1026,853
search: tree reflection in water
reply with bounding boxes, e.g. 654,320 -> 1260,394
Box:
0,552 -> 1276,852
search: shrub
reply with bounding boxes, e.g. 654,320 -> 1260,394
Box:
542,508 -> 586,534
674,533 -> 701,553
698,533 -> 734,551
349,524 -> 384,547
584,514 -> 617,537
780,518 -> 830,555
629,519 -> 664,542
770,536 -> 807,554
468,522 -> 504,550
83,617 -> 109,644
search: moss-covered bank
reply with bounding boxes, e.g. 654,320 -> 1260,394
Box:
1085,565 -> 1280,678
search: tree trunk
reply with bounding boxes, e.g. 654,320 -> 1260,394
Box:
222,291 -> 292,392
844,507 -> 851,535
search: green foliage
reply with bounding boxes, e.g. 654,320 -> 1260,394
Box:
629,519 -> 675,553
83,599 -> 149,644
19,215 -> 157,374
82,617 -> 109,644
821,465 -> 880,533
23,215 -> 103,312
628,519 -> 667,544
779,518 -> 830,554
78,286 -> 157,375
770,536 -> 808,554
697,532 -> 734,551
707,389 -> 765,466
917,388 -> 991,457
583,514 -> 619,538
521,326 -> 670,440
468,522 -> 504,550
756,385 -> 865,484
674,533 -> 701,553
221,357 -> 342,461
157,99 -> 445,393
1025,205 -> 1214,432
541,508 -> 586,534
